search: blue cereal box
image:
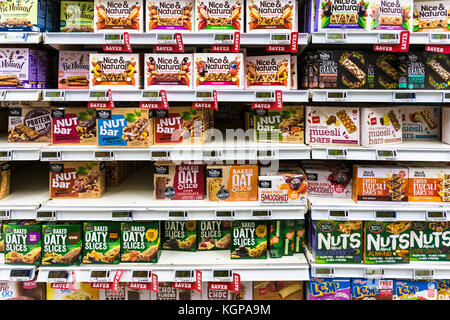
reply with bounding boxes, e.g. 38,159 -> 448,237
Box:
393,280 -> 437,300
308,278 -> 351,300
351,278 -> 393,300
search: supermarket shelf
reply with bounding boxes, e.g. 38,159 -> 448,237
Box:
0,32 -> 42,44
311,141 -> 450,162
0,137 -> 48,161
36,251 -> 310,283
0,255 -> 36,281
0,89 -> 41,102
309,196 -> 450,221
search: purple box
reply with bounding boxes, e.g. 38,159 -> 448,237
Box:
308,278 -> 351,300
0,48 -> 40,89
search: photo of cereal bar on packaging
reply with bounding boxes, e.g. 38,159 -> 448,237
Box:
60,1 -> 95,32
245,55 -> 290,90
198,221 -> 231,250
90,53 -> 140,90
247,0 -> 296,32
360,107 -> 402,147
194,53 -> 243,89
425,52 -> 450,90
410,221 -> 450,262
370,0 -> 413,31
375,53 -> 399,89
94,0 -> 143,32
316,0 -> 369,31
147,0 -> 194,32
413,1 -> 449,32
145,54 -> 193,90
59,51 -> 93,89
338,51 -> 368,89
8,106 -> 52,143
121,221 -> 161,263
42,223 -> 83,266
196,0 -> 243,32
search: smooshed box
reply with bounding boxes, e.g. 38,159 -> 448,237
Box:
196,0 -> 243,32
51,108 -> 97,145
303,163 -> 352,198
193,53 -> 244,89
146,0 -> 194,32
308,278 -> 351,300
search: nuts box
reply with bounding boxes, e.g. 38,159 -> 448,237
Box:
0,0 -> 46,32
410,221 -> 450,262
60,1 -> 95,32
413,0 -> 449,32
162,221 -> 197,251
425,52 -> 450,90
82,222 -> 121,264
90,53 -> 140,90
369,0 -> 413,31
42,223 -> 83,266
97,108 -> 153,147
351,279 -> 394,300
308,278 -> 351,300
51,107 -> 97,145
245,55 -> 291,90
0,162 -> 10,201
253,281 -> 304,300
196,0 -> 243,32
393,280 -> 437,300
145,54 -> 193,90
198,220 -> 231,250
402,106 -> 440,141
58,51 -> 93,89
231,220 -> 267,259
246,0 -> 297,32
94,0 -> 143,32
193,53 -> 244,89
3,222 -> 42,265
120,221 -> 161,263
206,164 -> 258,201
8,106 -> 52,143
303,163 -> 352,198
407,166 -> 449,202
146,0 -> 194,32
258,168 -> 307,205
306,106 -> 360,146
50,161 -> 106,199
360,107 -> 403,147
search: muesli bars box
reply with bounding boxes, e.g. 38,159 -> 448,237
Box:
8,106 -> 52,143
360,107 -> 402,147
0,48 -> 39,89
245,55 -> 291,90
314,0 -> 370,31
90,53 -> 140,90
144,54 -> 193,90
58,51 -> 92,89
410,221 -> 450,261
369,0 -> 413,31
51,107 -> 97,145
196,0 -> 243,32
246,0 -> 297,33
0,0 -> 46,32
60,1 -> 95,32
402,106 -> 440,141
3,222 -> 42,265
413,0 -> 449,32
147,0 -> 194,32
407,166 -> 448,202
193,53 -> 244,89
94,0 -> 143,33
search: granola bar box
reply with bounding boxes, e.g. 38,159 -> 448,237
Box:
425,52 -> 450,90
374,53 -> 400,89
49,161 -> 106,199
360,107 -> 402,147
193,53 -> 244,89
97,108 -> 153,147
0,48 -> 40,89
308,278 -> 351,300
413,0 -> 449,32
351,279 -> 394,300
231,220 -> 267,259
42,223 -> 83,266
206,164 -> 258,201
198,220 -> 231,250
3,222 -> 42,265
147,0 -> 194,32
0,281 -> 45,300
337,51 -> 369,89
352,165 -> 408,202
407,166 -> 448,202
90,53 -> 140,90
94,0 -> 143,33
364,221 -> 411,264
402,106 -> 440,141
245,55 -> 291,90
315,51 -> 339,89
246,0 -> 297,33
303,163 -> 352,198
120,221 -> 161,263
60,1 -> 95,32
253,281 -> 303,300
196,0 -> 243,32
369,0 -> 413,31
82,222 -> 121,264
314,0 -> 370,31
410,221 -> 450,261
162,221 -> 197,251
0,0 -> 46,32
253,105 -> 304,143
393,280 -> 437,300
258,168 -> 307,206
398,51 -> 426,90
437,280 -> 450,300
58,51 -> 92,89
51,107 -> 97,145
8,106 -> 52,143
145,54 -> 193,90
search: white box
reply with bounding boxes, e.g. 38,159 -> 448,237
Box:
314,0 -> 370,32
146,0 -> 194,33
258,169 -> 307,206
245,55 -> 291,90
361,107 -> 402,147
144,54 -> 193,90
193,53 -> 244,89
90,53 -> 140,90
443,107 -> 450,145
402,106 -> 441,141
413,0 -> 450,33
369,0 -> 414,32
303,163 -> 353,198
195,0 -> 244,33
94,0 -> 144,33
246,0 -> 297,33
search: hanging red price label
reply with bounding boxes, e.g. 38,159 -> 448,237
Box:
103,32 -> 132,52
70,271 -> 77,292
373,31 -> 410,53
128,282 -> 152,290
252,90 -> 283,110
172,270 -> 202,293
232,273 -> 241,293
140,90 -> 169,109
211,32 -> 241,53
155,33 -> 184,52
425,45 -> 450,54
195,270 -> 202,293
152,273 -> 159,294
88,89 -> 115,109
193,90 -> 218,111
208,273 -> 240,292
112,269 -> 124,293
266,32 -> 298,53
90,282 -> 113,289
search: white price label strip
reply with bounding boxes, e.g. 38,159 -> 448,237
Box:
202,150 -> 222,160
174,270 -> 195,282
156,33 -> 177,44
269,33 -> 291,45
374,211 -> 397,221
45,90 -> 65,101
376,150 -> 397,160
0,210 -> 11,220
168,211 -> 188,220
326,91 -> 346,102
47,270 -> 70,283
94,151 -> 115,161
151,151 -> 171,160
112,211 -> 133,221
131,270 -> 152,283
89,91 -> 109,101
254,91 -> 276,102
213,33 -> 234,44
327,148 -> 347,159
104,33 -> 125,44
312,267 -> 335,278
442,92 -> 450,103
252,210 -> 271,220
328,210 -> 348,221
215,210 -> 235,220
364,268 -> 384,279
325,33 -> 347,43
378,33 -> 399,44
429,33 -> 448,44
0,90 -> 6,101
212,269 -> 233,282
393,92 -> 416,102
36,211 -> 57,221
426,211 -> 447,221
0,151 -> 12,161
90,270 -> 111,282
413,269 -> 434,280
9,269 -> 34,282
142,91 -> 161,101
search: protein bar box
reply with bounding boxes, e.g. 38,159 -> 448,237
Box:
145,54 -> 193,90
351,279 -> 394,300
60,1 -> 95,32
308,278 -> 351,300
246,0 -> 297,33
146,0 -> 194,32
196,0 -> 243,32
82,222 -> 121,264
90,53 -> 140,90
410,221 -> 450,261
402,106 -> 441,141
407,166 -> 448,202
41,223 -> 83,266
245,55 -> 291,90
413,0 -> 449,32
8,106 -> 52,143
360,107 -> 403,147
94,0 -> 143,32
193,53 -> 244,89
303,162 -> 352,198
162,221 -> 197,251
120,221 -> 161,263
425,52 -> 450,90
0,0 -> 46,32
51,107 -> 97,145
393,280 -> 437,300
58,51 -> 92,89
231,220 -> 267,259
253,281 -> 303,300
0,281 -> 45,300
369,0 -> 413,31
3,221 -> 42,265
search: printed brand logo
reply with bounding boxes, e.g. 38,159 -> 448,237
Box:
412,221 -> 427,231
259,180 -> 272,188
155,109 -> 169,118
216,189 -> 230,201
9,108 -> 21,116
50,164 -> 64,172
207,169 -> 222,178
319,52 -> 331,60
96,110 -> 111,119
254,109 -> 268,116
370,117 -> 377,125
51,109 -> 65,118
318,221 -> 335,233
155,166 -> 169,174
164,186 -> 176,199
368,222 -> 384,234
306,173 -> 318,181
312,116 -> 320,124
1,163 -> 10,171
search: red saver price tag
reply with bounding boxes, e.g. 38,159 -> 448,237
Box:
140,90 -> 169,109
266,32 -> 298,53
172,270 -> 202,293
373,31 -> 410,53
211,32 -> 241,53
192,90 -> 218,111
155,33 -> 184,52
152,273 -> 159,294
128,282 -> 152,290
232,273 -> 241,293
208,273 -> 240,293
252,90 -> 283,110
51,283 -> 75,290
112,269 -> 124,293
103,32 -> 132,52
88,89 -> 115,109
195,270 -> 202,293
90,282 -> 113,290
425,45 -> 450,54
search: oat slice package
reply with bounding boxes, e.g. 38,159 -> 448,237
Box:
82,222 -> 121,264
121,221 -> 161,263
162,221 -> 197,251
3,221 -> 42,265
198,220 -> 231,250
231,220 -> 267,259
42,223 -> 83,266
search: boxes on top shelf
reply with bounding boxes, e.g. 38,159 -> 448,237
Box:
94,0 -> 144,33
413,0 -> 449,32
314,0 -> 370,32
0,0 -> 47,32
195,0 -> 244,32
369,0 -> 413,31
146,0 -> 194,32
246,0 -> 297,33
60,1 -> 95,32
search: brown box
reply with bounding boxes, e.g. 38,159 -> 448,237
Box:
0,162 -> 10,200
253,281 -> 303,300
8,106 -> 52,143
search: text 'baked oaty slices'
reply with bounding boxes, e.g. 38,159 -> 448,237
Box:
338,51 -> 368,89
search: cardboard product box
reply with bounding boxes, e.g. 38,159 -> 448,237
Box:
3,222 -> 41,265
8,106 -> 52,143
193,53 -> 244,89
443,107 -> 450,145
402,106 -> 440,141
196,0 -> 243,32
60,1 -> 95,32
146,0 -> 194,32
245,55 -> 291,90
294,219 -> 305,253
410,221 -> 450,261
413,0 -> 449,32
0,162 -> 10,200
407,166 -> 448,202
145,54 -> 193,90
291,55 -> 298,89
51,107 -> 97,145
369,0 -> 413,31
360,107 -> 402,147
308,278 -> 351,300
202,282 -> 253,300
269,220 -> 283,258
206,164 -> 258,201
97,108 -> 153,147
0,48 -> 43,89
352,165 -> 408,202
305,106 -> 360,146
246,0 -> 297,33
162,221 -> 197,251
46,282 -> 100,300
0,222 -> 4,253
425,52 -> 450,90
314,0 -> 370,31
120,221 -> 161,263
49,161 -> 106,199
253,105 -> 304,143
94,0 -> 143,32
398,51 -> 426,90
99,283 -> 152,300
0,0 -> 46,32
253,281 -> 303,300
351,279 -> 394,300
303,163 -> 352,198
58,51 -> 92,89
0,281 -> 45,300
90,53 -> 140,90
258,168 -> 307,206
151,282 -> 202,300
198,220 -> 231,250
393,280 -> 437,300
82,222 -> 121,264
437,280 -> 450,300
364,221 -> 411,264
337,51 -> 369,89
105,161 -> 126,187
231,220 -> 267,259
41,223 -> 82,266
374,53 -> 399,89
314,51 -> 339,89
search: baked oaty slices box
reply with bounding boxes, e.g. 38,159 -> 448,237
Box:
413,0 -> 449,32
90,53 -> 140,90
0,0 -> 46,32
41,223 -> 83,266
3,221 -> 42,265
407,166 -> 448,202
338,51 -> 369,89
351,279 -> 394,300
425,52 -> 450,90
253,281 -> 303,300
60,1 -> 95,32
410,221 -> 450,262
51,107 -> 97,145
364,221 -> 411,264
314,0 -> 370,31
231,220 -> 267,259
120,221 -> 161,263
145,54 -> 193,90
97,108 -> 153,147
246,0 -> 297,33
206,164 -> 258,201
245,55 -> 291,90
193,53 -> 244,89
82,222 -> 121,264
196,0 -> 243,32
198,220 -> 231,250
146,0 -> 194,32
360,107 -> 402,147
49,161 -> 106,199
369,0 -> 413,31
58,51 -> 93,89
162,221 -> 197,251
0,48 -> 40,89
402,106 -> 440,141
94,0 -> 143,32
398,51 -> 426,90
8,106 -> 52,143
153,161 -> 205,200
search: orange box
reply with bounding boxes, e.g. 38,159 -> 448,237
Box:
408,166 -> 448,202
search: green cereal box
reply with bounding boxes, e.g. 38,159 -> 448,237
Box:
198,221 -> 231,251
162,221 -> 197,252
364,221 -> 411,264
270,220 -> 283,258
410,221 -> 450,262
3,222 -> 42,265
294,220 -> 305,253
60,1 -> 95,32
120,222 -> 161,263
282,220 -> 295,256
42,223 -> 82,266
82,222 -> 121,264
231,221 -> 267,259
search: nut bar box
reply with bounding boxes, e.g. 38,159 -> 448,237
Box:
196,0 -> 243,32
162,221 -> 197,251
82,222 -> 121,264
94,0 -> 143,32
120,221 -> 161,263
314,0 -> 370,31
8,105 -> 52,143
407,166 -> 448,202
245,55 -> 291,90
413,0 -> 449,32
308,278 -> 351,300
42,223 -> 83,266
3,221 -> 42,265
246,0 -> 297,32
194,53 -> 244,89
50,161 -> 106,199
60,1 -> 95,32
410,221 -> 450,262
402,106 -> 440,141
231,220 -> 267,259
145,54 -> 193,90
59,51 -> 93,89
51,107 -> 97,145
0,0 -> 46,32
90,53 -> 140,90
369,0 -> 413,31
360,107 -> 402,147
147,0 -> 194,32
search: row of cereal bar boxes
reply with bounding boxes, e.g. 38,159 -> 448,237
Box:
0,220 -> 304,265
1,279 -> 450,300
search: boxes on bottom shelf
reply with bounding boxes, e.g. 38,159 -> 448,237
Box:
153,282 -> 201,300
3,221 -> 42,266
120,221 -> 161,263
402,106 -> 441,141
308,278 -> 351,300
82,222 -> 121,264
351,279 -> 394,300
438,280 -> 450,300
253,281 -> 304,300
0,281 -> 45,300
46,283 -> 152,300
360,107 -> 402,147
